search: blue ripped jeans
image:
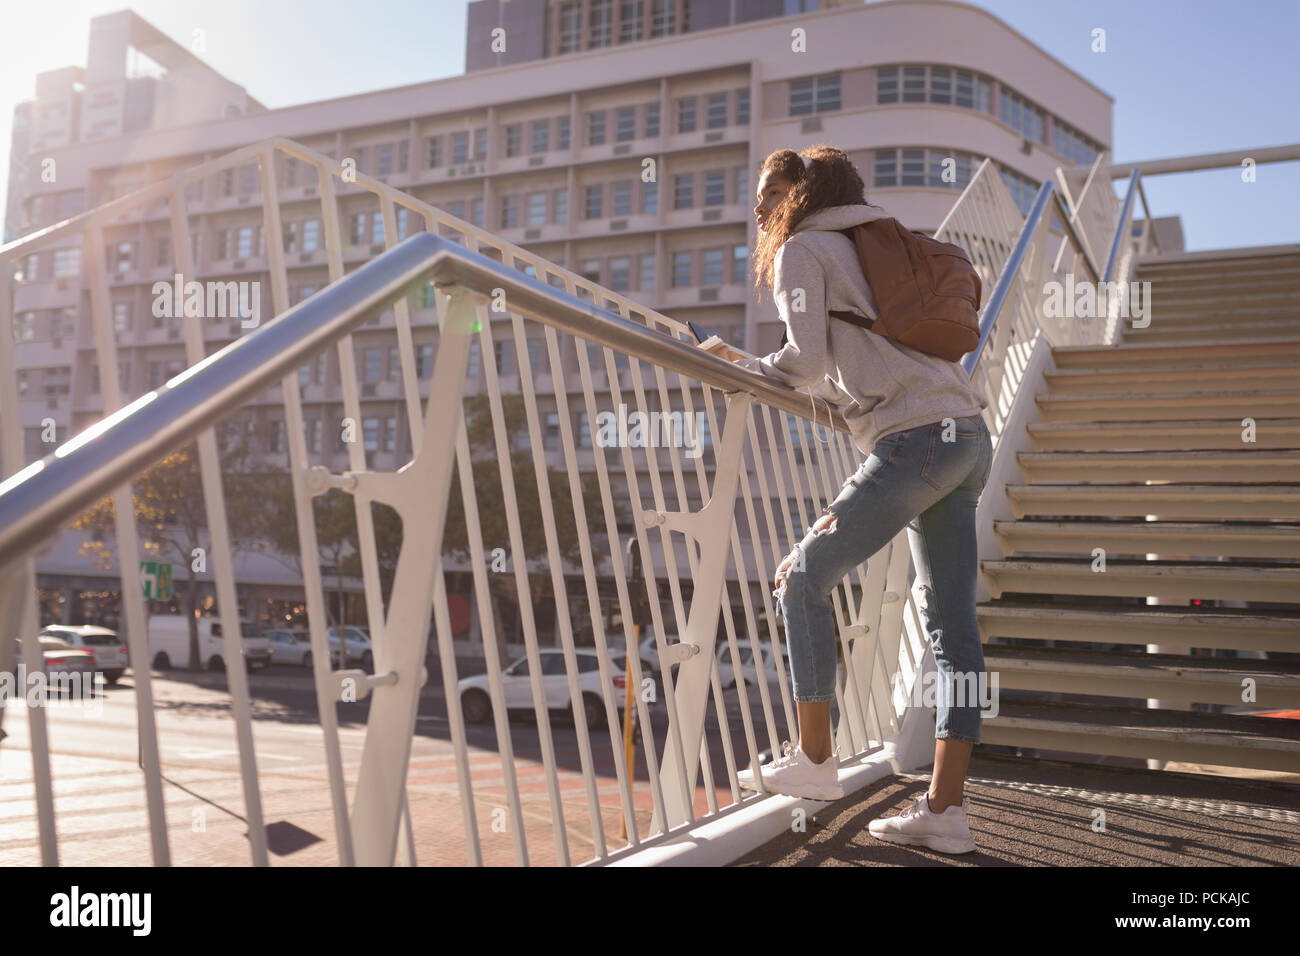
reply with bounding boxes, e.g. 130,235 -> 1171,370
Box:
775,413 -> 993,745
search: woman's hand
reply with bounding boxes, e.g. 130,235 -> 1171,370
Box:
774,549 -> 798,594
712,344 -> 748,363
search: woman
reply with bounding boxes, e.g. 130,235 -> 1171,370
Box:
728,146 -> 992,855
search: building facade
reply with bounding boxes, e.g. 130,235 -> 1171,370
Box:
6,0 -> 1115,659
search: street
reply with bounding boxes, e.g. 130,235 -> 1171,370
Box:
0,659 -> 804,866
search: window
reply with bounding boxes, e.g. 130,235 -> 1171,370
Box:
577,411 -> 592,448
650,0 -> 674,36
504,123 -> 522,157
15,312 -> 36,341
22,254 -> 39,282
735,166 -> 748,205
707,93 -> 727,129
471,197 -> 484,226
732,244 -> 748,283
672,251 -> 691,287
475,128 -> 487,160
644,101 -> 659,137
673,173 -> 693,209
113,302 -> 130,335
452,131 -> 469,164
642,179 -> 658,213
531,119 -> 549,153
789,73 -> 840,115
930,67 -> 951,104
1053,119 -> 1100,166
494,339 -> 513,375
702,249 -> 723,286
558,115 -> 570,149
396,207 -> 409,240
384,417 -> 397,452
269,420 -> 285,454
378,143 -> 393,175
884,152 -> 911,190
585,184 -> 603,219
609,257 -> 630,291
543,411 -> 561,451
956,70 -> 990,111
500,195 -> 519,228
703,170 -> 726,206
115,241 -> 133,273
999,166 -> 1040,216
363,418 -> 379,452
927,150 -> 973,188
467,338 -> 479,380
900,149 -> 925,186
579,259 -> 600,284
54,248 -> 80,278
527,192 -> 547,226
554,188 -> 568,223
737,88 -> 750,124
302,219 -> 320,251
365,349 -> 383,381
1001,88 -> 1045,143
307,419 -> 321,453
559,0 -> 581,52
397,140 -> 408,172
903,66 -> 926,103
236,227 -> 253,258
639,255 -> 655,291
154,238 -> 170,268
589,0 -> 612,47
613,181 -> 632,216
587,111 -> 606,145
876,66 -> 899,103
372,211 -> 385,245
677,97 -> 696,133
427,135 -> 442,167
616,106 -> 636,141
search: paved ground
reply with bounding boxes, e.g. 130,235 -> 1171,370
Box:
5,667 -> 1298,867
732,752 -> 1300,867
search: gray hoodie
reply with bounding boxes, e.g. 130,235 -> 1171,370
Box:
735,203 -> 988,457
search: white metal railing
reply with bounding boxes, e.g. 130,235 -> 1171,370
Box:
0,136 -> 1131,866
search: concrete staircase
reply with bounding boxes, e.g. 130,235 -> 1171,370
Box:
976,246 -> 1300,772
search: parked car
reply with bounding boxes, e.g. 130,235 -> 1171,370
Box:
147,615 -> 271,672
458,649 -> 642,730
326,626 -> 373,670
266,628 -> 312,667
39,625 -> 128,684
34,636 -> 97,684
716,641 -> 788,690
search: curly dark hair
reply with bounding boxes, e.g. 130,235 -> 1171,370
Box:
750,144 -> 875,300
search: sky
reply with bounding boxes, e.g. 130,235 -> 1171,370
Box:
1,0 -> 1297,250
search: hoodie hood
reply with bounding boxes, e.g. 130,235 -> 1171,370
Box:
792,203 -> 891,234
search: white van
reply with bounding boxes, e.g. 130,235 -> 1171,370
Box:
147,615 -> 271,672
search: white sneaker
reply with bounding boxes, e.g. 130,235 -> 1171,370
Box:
736,741 -> 844,801
868,793 -> 976,854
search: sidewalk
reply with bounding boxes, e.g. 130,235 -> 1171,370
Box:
731,752 -> 1300,866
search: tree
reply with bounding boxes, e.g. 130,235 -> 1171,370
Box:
73,421 -> 265,672
442,393 -> 627,659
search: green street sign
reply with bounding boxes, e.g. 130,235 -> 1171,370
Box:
140,561 -> 172,601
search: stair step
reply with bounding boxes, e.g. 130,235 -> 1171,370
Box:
1051,337 -> 1300,369
1026,419 -> 1300,452
1036,389 -> 1300,423
1044,362 -> 1300,395
1016,449 -> 1300,482
982,646 -> 1300,708
976,600 -> 1300,653
1005,483 -> 1300,520
1124,319 -> 1300,341
1143,283 -> 1300,306
992,519 -> 1300,560
981,557 -> 1300,603
978,698 -> 1300,773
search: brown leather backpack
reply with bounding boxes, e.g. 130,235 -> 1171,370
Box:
828,219 -> 982,362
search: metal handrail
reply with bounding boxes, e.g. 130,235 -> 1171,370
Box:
960,182 -> 1095,376
1103,168 -> 1142,282
0,230 -> 849,568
